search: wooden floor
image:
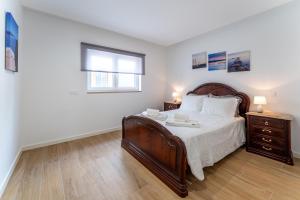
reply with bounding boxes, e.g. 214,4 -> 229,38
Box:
2,131 -> 300,200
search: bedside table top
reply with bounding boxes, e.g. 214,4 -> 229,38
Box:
246,112 -> 293,121
164,101 -> 181,105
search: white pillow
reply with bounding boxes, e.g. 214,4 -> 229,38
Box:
179,95 -> 206,112
208,94 -> 242,117
201,97 -> 239,117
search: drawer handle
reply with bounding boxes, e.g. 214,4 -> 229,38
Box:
264,121 -> 269,126
262,137 -> 272,143
262,146 -> 272,151
262,128 -> 272,134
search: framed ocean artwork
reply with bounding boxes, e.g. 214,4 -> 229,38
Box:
5,12 -> 19,72
228,51 -> 251,72
192,52 -> 207,69
208,51 -> 226,71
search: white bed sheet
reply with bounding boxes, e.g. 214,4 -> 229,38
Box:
156,109 -> 245,181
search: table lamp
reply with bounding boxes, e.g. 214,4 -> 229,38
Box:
254,96 -> 267,113
172,92 -> 179,102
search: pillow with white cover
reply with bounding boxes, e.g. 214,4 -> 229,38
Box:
201,97 -> 239,117
208,94 -> 242,117
179,95 -> 207,112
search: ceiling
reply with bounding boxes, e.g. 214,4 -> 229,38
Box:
21,0 -> 292,46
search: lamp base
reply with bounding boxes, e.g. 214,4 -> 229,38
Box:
257,104 -> 263,113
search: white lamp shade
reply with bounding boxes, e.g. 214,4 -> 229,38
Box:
172,92 -> 178,98
254,96 -> 267,105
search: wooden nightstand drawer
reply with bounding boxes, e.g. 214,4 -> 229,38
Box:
249,142 -> 287,157
249,125 -> 286,139
249,116 -> 285,129
164,101 -> 181,111
249,134 -> 286,148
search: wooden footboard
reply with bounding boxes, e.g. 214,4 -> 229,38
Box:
121,115 -> 188,197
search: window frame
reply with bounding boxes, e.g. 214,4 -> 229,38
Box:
86,72 -> 142,93
81,42 -> 144,93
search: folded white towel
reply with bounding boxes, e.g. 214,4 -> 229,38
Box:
146,108 -> 160,116
174,113 -> 189,122
166,119 -> 200,128
142,111 -> 168,121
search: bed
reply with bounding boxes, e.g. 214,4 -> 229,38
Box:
121,83 -> 250,197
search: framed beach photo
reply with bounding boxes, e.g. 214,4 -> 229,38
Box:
208,51 -> 226,71
192,52 -> 207,69
5,12 -> 19,72
228,51 -> 251,72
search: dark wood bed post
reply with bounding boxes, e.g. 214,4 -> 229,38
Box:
121,83 -> 250,198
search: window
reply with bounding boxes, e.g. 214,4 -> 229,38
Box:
87,72 -> 141,92
81,43 -> 145,92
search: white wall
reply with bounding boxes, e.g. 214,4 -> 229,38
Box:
0,0 -> 22,196
21,9 -> 167,147
166,1 -> 300,154
1,0 -> 298,196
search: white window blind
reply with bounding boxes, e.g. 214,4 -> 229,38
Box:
81,43 -> 145,75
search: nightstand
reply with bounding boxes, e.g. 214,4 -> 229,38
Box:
164,101 -> 181,111
246,112 -> 293,165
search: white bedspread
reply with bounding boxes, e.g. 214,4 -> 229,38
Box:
155,110 -> 245,181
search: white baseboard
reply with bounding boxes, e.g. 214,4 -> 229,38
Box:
0,149 -> 22,198
293,151 -> 300,159
22,126 -> 121,151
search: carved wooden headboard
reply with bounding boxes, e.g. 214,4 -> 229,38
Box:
187,83 -> 250,117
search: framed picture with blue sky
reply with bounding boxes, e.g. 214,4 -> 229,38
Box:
208,51 -> 226,71
227,51 -> 251,72
5,12 -> 19,72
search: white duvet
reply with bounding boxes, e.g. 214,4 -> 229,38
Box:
155,110 -> 245,181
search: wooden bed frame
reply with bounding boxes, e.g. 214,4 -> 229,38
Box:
121,83 -> 250,197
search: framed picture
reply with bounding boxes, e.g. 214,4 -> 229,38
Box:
208,51 -> 226,71
5,12 -> 19,72
228,51 -> 251,72
192,52 -> 207,69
